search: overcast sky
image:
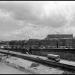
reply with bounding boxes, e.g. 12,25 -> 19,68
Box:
0,1 -> 75,40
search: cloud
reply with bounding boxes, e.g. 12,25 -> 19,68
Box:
0,1 -> 75,40
0,1 -> 68,27
0,8 -> 26,32
4,24 -> 50,40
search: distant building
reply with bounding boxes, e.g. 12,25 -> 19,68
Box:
44,34 -> 73,49
28,39 -> 40,45
45,34 -> 73,40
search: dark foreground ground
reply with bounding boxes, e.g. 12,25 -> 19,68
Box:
32,50 -> 75,61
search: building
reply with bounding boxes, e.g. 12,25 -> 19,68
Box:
44,34 -> 73,49
45,34 -> 73,40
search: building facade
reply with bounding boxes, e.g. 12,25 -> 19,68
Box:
44,34 -> 73,49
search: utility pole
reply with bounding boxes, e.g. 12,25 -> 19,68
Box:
7,41 -> 9,58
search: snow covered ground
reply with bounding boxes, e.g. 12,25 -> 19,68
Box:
60,59 -> 75,66
0,55 -> 67,74
0,52 -> 74,74
0,62 -> 30,74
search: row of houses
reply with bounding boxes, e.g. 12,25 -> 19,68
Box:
0,34 -> 75,50
27,34 -> 75,49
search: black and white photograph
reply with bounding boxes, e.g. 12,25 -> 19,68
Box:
0,1 -> 75,74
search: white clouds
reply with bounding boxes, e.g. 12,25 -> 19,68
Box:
0,1 -> 75,40
0,9 -> 13,21
0,1 -> 68,26
0,10 -> 21,32
5,24 -> 51,40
